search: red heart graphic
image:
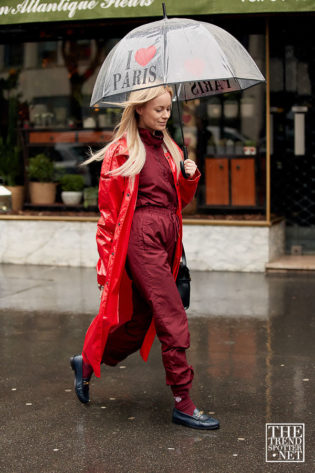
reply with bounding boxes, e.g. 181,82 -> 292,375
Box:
182,113 -> 192,125
184,58 -> 205,76
135,45 -> 156,67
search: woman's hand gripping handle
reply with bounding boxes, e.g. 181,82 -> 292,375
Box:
180,145 -> 197,178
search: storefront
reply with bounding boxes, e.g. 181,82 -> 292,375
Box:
0,1 -> 314,270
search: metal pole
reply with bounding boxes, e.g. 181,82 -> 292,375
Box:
162,3 -> 188,177
174,84 -> 185,147
265,18 -> 271,223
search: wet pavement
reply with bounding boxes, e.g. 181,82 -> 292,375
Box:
0,264 -> 314,473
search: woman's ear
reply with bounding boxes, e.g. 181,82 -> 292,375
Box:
135,106 -> 143,116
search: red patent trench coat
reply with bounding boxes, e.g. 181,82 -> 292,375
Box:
82,136 -> 200,377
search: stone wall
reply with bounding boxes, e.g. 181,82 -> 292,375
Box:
184,220 -> 285,272
0,219 -> 285,272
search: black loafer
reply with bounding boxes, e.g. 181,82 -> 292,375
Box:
172,408 -> 220,430
70,355 -> 90,404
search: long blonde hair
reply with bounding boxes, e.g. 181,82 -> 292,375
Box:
84,86 -> 182,178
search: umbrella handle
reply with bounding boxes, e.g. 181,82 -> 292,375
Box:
180,146 -> 189,179
180,161 -> 189,178
174,84 -> 189,179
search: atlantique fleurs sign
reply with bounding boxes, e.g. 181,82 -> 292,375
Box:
0,0 -> 314,24
0,0 -> 156,20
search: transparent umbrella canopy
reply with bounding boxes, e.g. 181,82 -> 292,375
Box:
90,16 -> 265,107
90,8 -> 265,176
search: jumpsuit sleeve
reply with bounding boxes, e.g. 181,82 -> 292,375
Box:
96,153 -> 127,286
178,167 -> 201,209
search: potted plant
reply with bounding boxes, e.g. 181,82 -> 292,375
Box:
28,153 -> 56,204
60,174 -> 84,205
243,140 -> 257,156
0,138 -> 24,211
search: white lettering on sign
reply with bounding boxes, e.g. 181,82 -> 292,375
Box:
100,0 -> 154,8
0,6 -> 10,15
10,1 -> 98,18
0,0 -> 155,19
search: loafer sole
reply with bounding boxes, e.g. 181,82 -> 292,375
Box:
172,416 -> 220,430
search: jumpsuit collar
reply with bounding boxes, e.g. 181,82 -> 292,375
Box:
138,127 -> 164,148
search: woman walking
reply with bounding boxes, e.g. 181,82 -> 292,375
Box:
71,85 -> 219,430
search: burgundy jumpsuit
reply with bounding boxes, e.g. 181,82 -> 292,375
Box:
102,128 -> 194,392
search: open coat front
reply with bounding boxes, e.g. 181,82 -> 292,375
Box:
82,136 -> 200,377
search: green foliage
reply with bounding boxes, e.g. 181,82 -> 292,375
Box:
60,174 -> 84,192
28,154 -> 55,182
244,140 -> 256,147
0,70 -> 23,186
0,137 -> 22,186
83,186 -> 98,208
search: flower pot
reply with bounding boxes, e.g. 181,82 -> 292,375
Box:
29,182 -> 56,205
6,185 -> 25,211
61,191 -> 82,205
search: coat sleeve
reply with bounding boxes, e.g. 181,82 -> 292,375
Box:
96,152 -> 127,286
178,168 -> 201,209
170,137 -> 201,209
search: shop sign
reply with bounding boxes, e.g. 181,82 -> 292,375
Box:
0,0 -> 314,25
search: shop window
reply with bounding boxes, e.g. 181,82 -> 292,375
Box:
38,42 -> 58,68
69,39 -> 92,63
3,43 -> 23,68
0,20 -> 266,219
270,18 -> 315,253
171,31 -> 266,218
200,86 -> 266,211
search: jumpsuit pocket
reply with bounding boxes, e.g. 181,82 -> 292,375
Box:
129,212 -> 158,248
142,215 -> 164,248
142,213 -> 176,250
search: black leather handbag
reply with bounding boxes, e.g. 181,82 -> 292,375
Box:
176,246 -> 191,309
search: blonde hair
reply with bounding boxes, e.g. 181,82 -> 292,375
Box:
84,86 -> 182,178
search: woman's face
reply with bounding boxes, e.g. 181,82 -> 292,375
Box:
137,91 -> 172,132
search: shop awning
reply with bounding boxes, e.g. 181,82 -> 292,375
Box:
0,0 -> 314,25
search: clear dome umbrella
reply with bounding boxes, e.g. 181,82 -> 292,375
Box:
90,3 -> 265,175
